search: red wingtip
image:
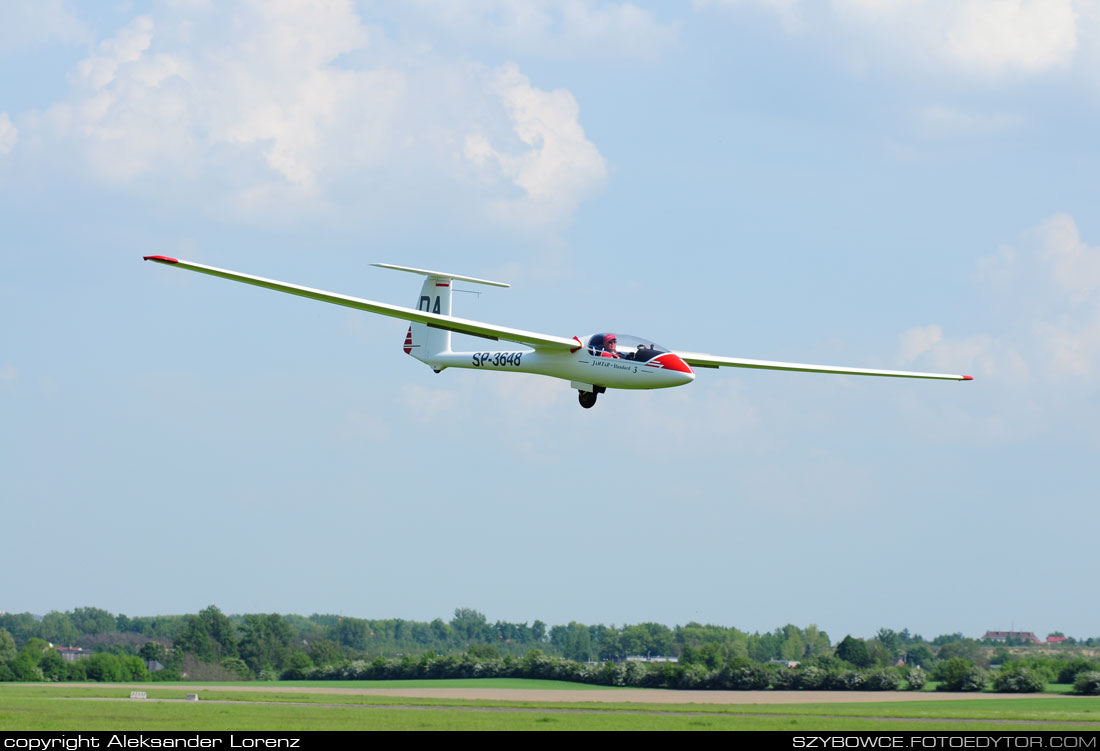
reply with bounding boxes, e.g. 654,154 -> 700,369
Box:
962,375 -> 973,381
143,255 -> 179,263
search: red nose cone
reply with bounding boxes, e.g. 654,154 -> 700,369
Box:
655,353 -> 694,375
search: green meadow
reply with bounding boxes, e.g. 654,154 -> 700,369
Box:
2,681 -> 1099,731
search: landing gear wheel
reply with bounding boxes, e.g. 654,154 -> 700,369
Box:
578,390 -> 598,409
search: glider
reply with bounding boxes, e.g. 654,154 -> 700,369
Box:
143,256 -> 972,408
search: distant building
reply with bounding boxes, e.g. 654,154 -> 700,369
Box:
981,631 -> 1040,644
1047,635 -> 1068,644
55,646 -> 92,662
624,655 -> 678,663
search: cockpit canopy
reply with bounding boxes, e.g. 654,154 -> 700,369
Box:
585,333 -> 670,362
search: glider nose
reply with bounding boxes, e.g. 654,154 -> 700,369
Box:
655,353 -> 695,385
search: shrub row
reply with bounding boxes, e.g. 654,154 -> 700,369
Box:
286,652 -> 927,691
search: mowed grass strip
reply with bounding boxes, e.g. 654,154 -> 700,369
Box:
22,684 -> 1100,723
3,684 -> 1099,730
1,693 -> 1098,732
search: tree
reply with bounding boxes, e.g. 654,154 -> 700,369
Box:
40,612 -> 78,646
198,606 -> 238,657
308,639 -> 345,667
175,606 -> 238,661
72,607 -> 116,635
936,639 -> 984,666
1074,672 -> 1100,696
450,608 -> 489,642
932,632 -> 964,646
39,650 -> 67,681
866,639 -> 894,667
238,614 -> 294,675
875,628 -> 902,657
0,629 -> 16,663
778,625 -> 807,661
905,644 -> 934,668
835,636 -> 873,668
934,657 -> 986,692
332,618 -> 369,651
803,625 -> 832,658
140,641 -> 168,665
993,666 -> 1043,693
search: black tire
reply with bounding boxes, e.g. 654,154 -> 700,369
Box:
578,390 -> 597,409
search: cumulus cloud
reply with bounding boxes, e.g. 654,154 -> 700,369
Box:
18,1 -> 607,233
1037,212 -> 1100,303
0,112 -> 16,156
901,213 -> 1100,386
400,384 -> 466,422
392,0 -> 679,59
898,323 -> 943,364
0,0 -> 89,54
693,0 -> 804,31
834,0 -> 1082,75
702,0 -> 1088,77
464,63 -> 607,228
944,0 -> 1078,74
917,105 -> 1023,139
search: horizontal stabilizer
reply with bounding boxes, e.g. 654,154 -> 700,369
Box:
371,263 -> 509,288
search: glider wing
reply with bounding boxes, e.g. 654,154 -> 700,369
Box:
676,351 -> 972,381
143,256 -> 579,352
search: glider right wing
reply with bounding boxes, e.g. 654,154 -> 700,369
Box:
675,351 -> 972,381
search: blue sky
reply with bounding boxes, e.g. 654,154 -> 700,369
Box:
2,0 -> 1098,643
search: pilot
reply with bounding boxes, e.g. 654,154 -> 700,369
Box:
588,333 -> 619,358
602,334 -> 620,358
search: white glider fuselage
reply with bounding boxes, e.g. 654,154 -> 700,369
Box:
423,347 -> 695,391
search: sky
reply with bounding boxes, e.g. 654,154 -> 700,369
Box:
2,0 -> 1098,643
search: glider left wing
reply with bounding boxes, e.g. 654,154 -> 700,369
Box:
142,256 -> 580,352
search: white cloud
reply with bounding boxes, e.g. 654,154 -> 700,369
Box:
394,0 -> 679,59
945,0 -> 1078,74
705,0 -> 1088,77
901,213 -> 1100,387
898,324 -> 943,364
693,0 -> 804,32
0,112 -> 16,155
400,384 -> 466,422
19,1 -> 607,233
918,105 -> 1023,138
834,0 -> 1082,75
0,0 -> 89,54
464,63 -> 607,228
1037,212 -> 1100,302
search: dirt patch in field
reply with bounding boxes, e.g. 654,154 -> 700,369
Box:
64,684 -> 1064,705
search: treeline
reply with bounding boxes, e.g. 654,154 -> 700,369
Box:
2,607 -> 1099,694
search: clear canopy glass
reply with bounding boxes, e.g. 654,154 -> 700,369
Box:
585,333 -> 669,362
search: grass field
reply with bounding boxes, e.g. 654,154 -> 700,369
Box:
2,681 -> 1099,731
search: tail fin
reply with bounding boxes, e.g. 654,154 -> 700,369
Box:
371,263 -> 509,367
408,274 -> 454,362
